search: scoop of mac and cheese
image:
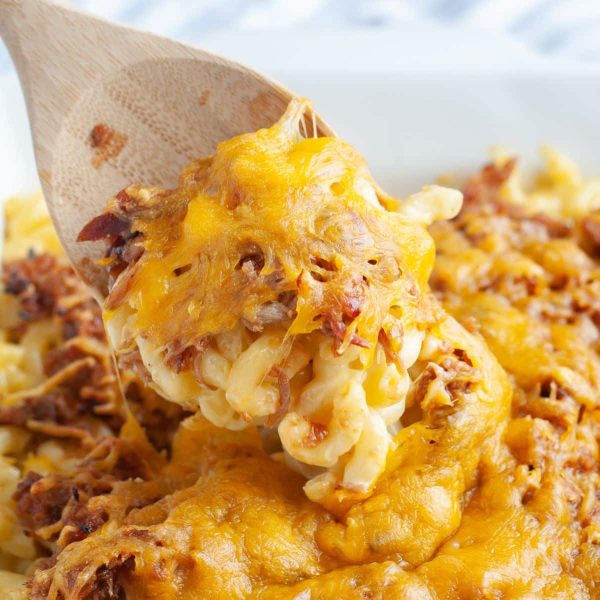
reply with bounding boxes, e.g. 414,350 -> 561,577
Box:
79,99 -> 464,502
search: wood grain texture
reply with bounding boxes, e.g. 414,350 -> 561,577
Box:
0,0 -> 334,293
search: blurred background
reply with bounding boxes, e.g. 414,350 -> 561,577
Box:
2,0 -> 600,199
3,0 -> 600,76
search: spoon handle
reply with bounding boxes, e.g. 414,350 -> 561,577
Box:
0,1 -> 57,58
0,0 -> 26,63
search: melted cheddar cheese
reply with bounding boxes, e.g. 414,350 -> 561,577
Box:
87,99 -> 466,502
108,101 -> 456,349
26,134 -> 598,598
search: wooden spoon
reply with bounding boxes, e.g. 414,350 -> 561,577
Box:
0,0 -> 333,294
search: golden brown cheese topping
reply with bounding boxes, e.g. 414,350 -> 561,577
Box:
94,99 -> 454,347
108,104 -> 435,351
80,99 -> 466,503
429,156 -> 600,599
6,148 -> 598,598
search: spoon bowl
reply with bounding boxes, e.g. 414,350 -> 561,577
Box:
0,0 -> 333,293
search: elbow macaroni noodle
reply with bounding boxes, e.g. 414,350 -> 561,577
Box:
109,287 -> 428,502
491,144 -> 600,218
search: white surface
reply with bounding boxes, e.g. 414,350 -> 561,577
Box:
1,29 -> 599,203
0,74 -> 38,198
5,0 -> 600,73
